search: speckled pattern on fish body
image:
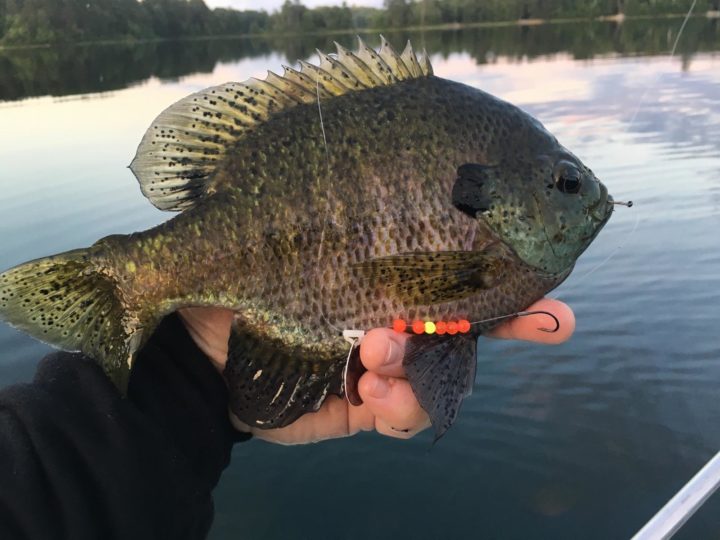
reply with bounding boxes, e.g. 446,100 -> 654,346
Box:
101,78 -> 562,351
0,38 -> 614,438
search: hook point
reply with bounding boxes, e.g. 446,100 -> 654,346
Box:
517,310 -> 561,333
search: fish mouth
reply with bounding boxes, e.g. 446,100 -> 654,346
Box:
590,183 -> 614,224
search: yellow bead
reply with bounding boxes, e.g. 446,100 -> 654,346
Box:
424,321 -> 436,334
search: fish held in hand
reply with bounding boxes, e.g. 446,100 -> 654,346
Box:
0,37 -> 616,438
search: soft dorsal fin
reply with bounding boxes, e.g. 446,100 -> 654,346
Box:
130,36 -> 433,212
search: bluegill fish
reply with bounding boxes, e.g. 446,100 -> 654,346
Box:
0,37 -> 614,438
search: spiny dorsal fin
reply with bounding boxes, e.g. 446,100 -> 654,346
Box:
130,36 -> 434,212
379,35 -> 412,80
402,40 -> 423,78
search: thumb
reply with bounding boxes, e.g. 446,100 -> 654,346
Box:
359,328 -> 409,378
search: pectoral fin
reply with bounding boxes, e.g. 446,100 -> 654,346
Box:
354,249 -> 505,305
403,334 -> 477,441
224,324 -> 345,429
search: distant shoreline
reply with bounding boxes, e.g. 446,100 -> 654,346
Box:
0,12 -> 713,53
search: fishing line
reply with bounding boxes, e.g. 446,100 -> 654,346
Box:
395,10 -> 696,329
315,70 -> 330,167
313,59 -> 344,336
554,2 -> 696,301
626,0 -> 698,130
625,7 -> 720,536
388,311 -> 561,335
551,206 -> 641,301
334,23 -> 683,346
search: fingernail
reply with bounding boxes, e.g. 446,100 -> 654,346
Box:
383,340 -> 398,366
369,376 -> 390,399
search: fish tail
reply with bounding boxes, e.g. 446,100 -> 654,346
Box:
0,248 -> 142,391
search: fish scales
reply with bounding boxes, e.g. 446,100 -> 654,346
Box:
97,78 -> 560,355
0,39 -> 613,437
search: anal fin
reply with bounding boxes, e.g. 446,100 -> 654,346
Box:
403,334 -> 477,441
224,325 -> 345,429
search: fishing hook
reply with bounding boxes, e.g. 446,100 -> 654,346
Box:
469,309 -> 561,333
514,310 -> 561,333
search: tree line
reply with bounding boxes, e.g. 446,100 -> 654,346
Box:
382,0 -> 719,27
1,0 -> 718,46
4,16 -> 718,101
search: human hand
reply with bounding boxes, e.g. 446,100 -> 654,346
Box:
178,298 -> 574,444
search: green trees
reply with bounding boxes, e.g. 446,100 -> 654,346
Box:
212,9 -> 269,36
0,0 -> 714,46
268,1 -> 353,33
384,0 -> 412,27
312,4 -> 354,31
1,0 -> 153,43
381,0 -> 714,26
0,0 -> 219,44
144,0 -> 214,38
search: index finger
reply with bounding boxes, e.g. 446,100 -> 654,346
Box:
488,298 -> 575,344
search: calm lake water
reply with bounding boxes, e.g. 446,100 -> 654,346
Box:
1,18 -> 719,540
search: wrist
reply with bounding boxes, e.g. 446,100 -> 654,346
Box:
177,307 -> 234,372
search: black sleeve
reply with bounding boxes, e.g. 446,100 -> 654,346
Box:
0,313 -> 249,540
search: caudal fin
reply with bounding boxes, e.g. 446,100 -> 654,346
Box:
0,249 -> 140,390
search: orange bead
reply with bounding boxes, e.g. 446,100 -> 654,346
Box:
435,321 -> 447,335
447,321 -> 458,335
393,319 -> 407,333
458,319 -> 471,333
412,320 -> 425,334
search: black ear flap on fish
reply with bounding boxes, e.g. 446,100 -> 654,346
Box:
224,323 -> 346,429
403,334 -> 478,441
452,163 -> 498,219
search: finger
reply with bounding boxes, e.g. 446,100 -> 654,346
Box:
359,328 -> 410,378
358,372 -> 430,439
488,298 -> 575,344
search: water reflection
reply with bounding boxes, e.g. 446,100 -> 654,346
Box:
0,17 -> 718,103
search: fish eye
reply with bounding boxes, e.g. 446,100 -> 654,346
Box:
554,163 -> 582,194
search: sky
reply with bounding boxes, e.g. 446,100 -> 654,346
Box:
205,0 -> 384,12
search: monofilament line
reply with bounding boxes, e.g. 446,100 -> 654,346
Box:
556,2 -> 696,299
316,72 -> 330,167
313,67 -> 343,335
552,208 -> 641,301
626,0 -> 697,129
